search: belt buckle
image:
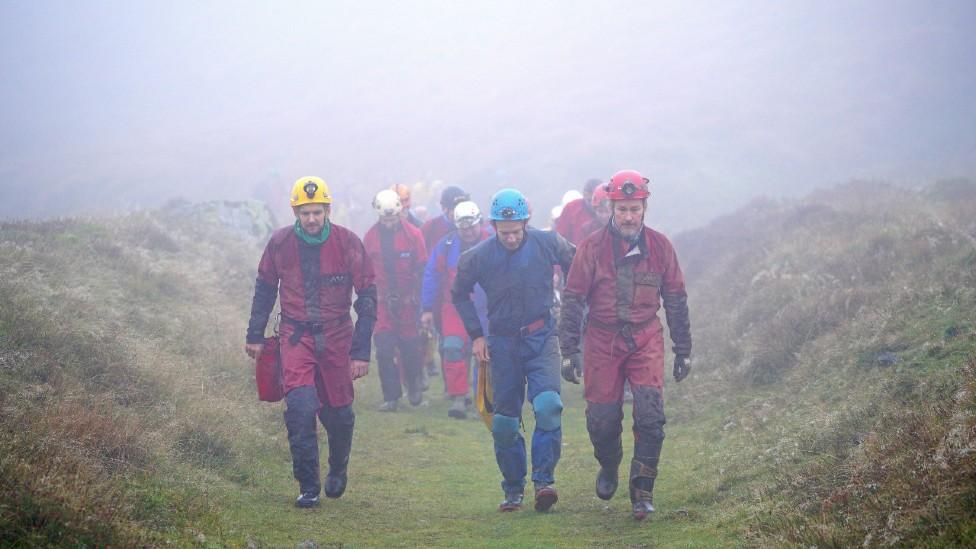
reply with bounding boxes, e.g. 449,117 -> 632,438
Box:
310,322 -> 324,332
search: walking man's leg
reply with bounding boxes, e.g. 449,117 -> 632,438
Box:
284,385 -> 321,507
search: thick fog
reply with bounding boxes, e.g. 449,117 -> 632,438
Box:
1,0 -> 974,233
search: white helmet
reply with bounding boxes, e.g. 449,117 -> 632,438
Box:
561,190 -> 583,206
453,201 -> 482,228
373,189 -> 402,217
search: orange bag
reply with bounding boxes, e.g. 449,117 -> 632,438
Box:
255,336 -> 284,402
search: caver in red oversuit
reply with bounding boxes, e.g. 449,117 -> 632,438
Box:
246,177 -> 377,507
559,169 -> 692,520
363,213 -> 428,409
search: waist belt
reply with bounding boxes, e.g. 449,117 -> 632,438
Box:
282,313 -> 352,354
586,316 -> 654,355
490,315 -> 549,337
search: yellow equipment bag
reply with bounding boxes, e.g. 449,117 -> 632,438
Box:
475,359 -> 493,431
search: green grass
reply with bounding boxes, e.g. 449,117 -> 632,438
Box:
202,374 -> 749,548
3,183 -> 976,546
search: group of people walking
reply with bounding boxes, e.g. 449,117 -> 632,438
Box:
245,170 -> 693,521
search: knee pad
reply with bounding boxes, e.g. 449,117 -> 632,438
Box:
320,403 -> 355,430
532,391 -> 563,432
285,385 -> 320,414
441,335 -> 465,362
491,414 -> 520,448
631,385 -> 665,442
586,402 -> 624,440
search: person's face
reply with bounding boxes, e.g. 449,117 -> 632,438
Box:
379,214 -> 400,229
458,221 -> 482,244
612,199 -> 645,238
295,203 -> 329,235
399,195 -> 411,210
493,220 -> 526,250
594,201 -> 612,224
583,190 -> 594,205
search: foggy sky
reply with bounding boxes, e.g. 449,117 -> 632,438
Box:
1,0 -> 975,233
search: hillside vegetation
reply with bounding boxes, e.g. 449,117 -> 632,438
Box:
0,181 -> 974,547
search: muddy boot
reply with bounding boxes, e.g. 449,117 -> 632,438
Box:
448,396 -> 467,419
596,465 -> 619,500
629,458 -> 657,521
533,484 -> 558,512
284,387 -> 321,503
499,492 -> 524,512
294,492 -> 320,508
322,404 -> 354,499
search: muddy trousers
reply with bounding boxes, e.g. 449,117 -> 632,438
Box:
586,384 -> 665,503
374,331 -> 424,402
284,385 -> 355,495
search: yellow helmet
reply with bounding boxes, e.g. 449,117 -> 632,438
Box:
290,176 -> 332,207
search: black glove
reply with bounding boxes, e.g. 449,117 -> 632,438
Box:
561,353 -> 583,384
673,355 -> 691,382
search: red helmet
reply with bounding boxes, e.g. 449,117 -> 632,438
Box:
591,182 -> 610,207
606,170 -> 650,200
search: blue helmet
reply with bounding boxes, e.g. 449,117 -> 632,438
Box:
489,188 -> 530,221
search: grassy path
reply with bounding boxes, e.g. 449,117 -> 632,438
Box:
208,372 -> 747,548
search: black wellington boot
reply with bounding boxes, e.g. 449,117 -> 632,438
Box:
323,405 -> 355,499
629,458 -> 657,521
596,465 -> 619,500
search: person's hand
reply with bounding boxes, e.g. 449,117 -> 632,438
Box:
421,311 -> 434,330
472,337 -> 490,363
673,355 -> 691,382
561,353 -> 583,384
351,359 -> 369,380
245,343 -> 264,359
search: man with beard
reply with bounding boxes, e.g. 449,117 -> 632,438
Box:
452,188 -> 576,513
558,170 -> 692,520
245,176 -> 377,507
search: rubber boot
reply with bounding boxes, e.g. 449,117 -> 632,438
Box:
629,457 -> 657,520
596,465 -> 619,500
284,387 -> 321,500
322,404 -> 354,499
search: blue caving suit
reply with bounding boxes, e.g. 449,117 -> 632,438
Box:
451,226 -> 576,496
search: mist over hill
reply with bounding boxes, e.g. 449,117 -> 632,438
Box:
2,2 -> 975,235
1,178 -> 973,545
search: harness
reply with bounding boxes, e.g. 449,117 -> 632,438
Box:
282,313 -> 352,354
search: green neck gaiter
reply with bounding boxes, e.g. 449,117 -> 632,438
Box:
294,220 -> 331,246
